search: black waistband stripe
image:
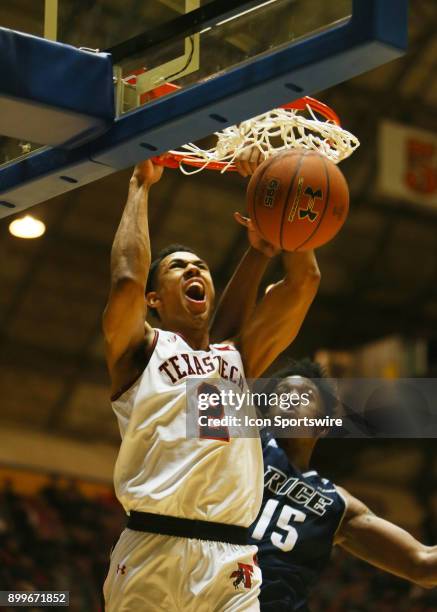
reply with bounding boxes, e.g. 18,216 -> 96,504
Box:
127,511 -> 249,545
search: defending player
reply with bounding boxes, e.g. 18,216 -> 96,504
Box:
102,157 -> 321,611
250,359 -> 437,611
211,224 -> 436,610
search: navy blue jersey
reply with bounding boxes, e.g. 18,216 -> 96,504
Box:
249,431 -> 346,611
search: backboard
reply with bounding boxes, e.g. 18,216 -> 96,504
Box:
0,0 -> 354,118
0,0 -> 408,215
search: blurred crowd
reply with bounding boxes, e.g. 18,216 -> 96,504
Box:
0,476 -> 123,611
0,475 -> 435,611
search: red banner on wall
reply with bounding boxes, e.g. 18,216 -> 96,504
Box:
378,121 -> 437,207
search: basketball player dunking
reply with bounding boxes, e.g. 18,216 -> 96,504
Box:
102,157 -> 321,611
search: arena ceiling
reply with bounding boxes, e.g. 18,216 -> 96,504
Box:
0,0 -> 436,443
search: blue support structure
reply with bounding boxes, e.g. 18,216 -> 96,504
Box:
0,27 -> 114,148
0,0 -> 408,217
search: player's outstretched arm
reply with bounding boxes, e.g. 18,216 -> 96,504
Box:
210,211 -> 280,342
210,245 -> 269,342
103,160 -> 163,391
236,248 -> 320,378
335,487 -> 437,589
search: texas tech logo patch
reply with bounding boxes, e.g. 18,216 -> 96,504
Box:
230,562 -> 254,589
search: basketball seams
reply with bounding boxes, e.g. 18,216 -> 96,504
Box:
279,151 -> 310,250
250,152 -> 289,244
294,154 -> 330,251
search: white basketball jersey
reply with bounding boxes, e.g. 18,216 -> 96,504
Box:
111,329 -> 263,528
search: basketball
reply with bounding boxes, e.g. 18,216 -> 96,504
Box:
246,151 -> 349,251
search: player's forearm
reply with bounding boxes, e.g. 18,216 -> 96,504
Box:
342,539 -> 437,589
414,545 -> 437,588
211,246 -> 270,341
235,250 -> 320,377
337,492 -> 437,589
281,250 -> 321,292
110,176 -> 152,289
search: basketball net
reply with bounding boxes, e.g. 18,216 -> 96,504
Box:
162,97 -> 360,174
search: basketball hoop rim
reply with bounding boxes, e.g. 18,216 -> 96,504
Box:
282,96 -> 341,125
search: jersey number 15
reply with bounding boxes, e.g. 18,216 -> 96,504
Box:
251,499 -> 306,552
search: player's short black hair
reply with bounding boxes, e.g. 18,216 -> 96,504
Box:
146,243 -> 197,294
260,358 -> 338,417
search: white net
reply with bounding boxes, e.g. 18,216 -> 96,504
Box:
169,104 -> 360,174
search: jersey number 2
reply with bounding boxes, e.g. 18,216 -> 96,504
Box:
198,382 -> 230,442
251,499 -> 306,552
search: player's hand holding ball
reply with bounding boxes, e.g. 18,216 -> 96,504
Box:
235,146 -> 266,177
234,212 -> 280,258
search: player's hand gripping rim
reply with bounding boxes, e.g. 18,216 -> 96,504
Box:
132,154 -> 172,187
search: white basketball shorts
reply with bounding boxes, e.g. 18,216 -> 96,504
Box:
103,528 -> 261,611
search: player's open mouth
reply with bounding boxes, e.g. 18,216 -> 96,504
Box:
183,280 -> 207,312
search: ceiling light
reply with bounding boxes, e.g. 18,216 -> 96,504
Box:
9,215 -> 46,239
